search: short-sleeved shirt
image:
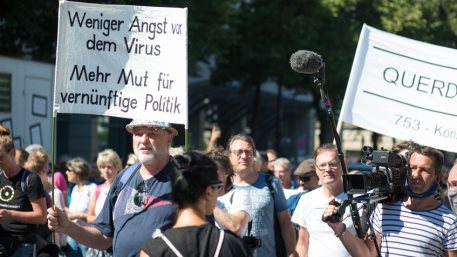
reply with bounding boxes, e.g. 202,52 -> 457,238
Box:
92,161 -> 177,257
291,187 -> 354,257
0,168 -> 46,240
217,188 -> 253,234
371,200 -> 457,256
233,173 -> 288,257
141,223 -> 251,257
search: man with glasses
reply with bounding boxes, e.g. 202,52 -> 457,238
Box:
292,144 -> 354,257
47,119 -> 178,257
226,134 -> 297,257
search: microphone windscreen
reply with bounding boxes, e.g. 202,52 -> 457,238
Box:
290,50 -> 323,74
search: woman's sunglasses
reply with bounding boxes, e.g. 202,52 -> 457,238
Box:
210,182 -> 224,191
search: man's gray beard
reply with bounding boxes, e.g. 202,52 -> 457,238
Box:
137,154 -> 156,165
135,149 -> 169,166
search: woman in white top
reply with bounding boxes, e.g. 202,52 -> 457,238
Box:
66,157 -> 96,257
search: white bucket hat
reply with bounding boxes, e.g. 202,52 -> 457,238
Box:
125,119 -> 178,136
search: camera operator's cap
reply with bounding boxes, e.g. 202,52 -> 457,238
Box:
294,159 -> 316,177
125,119 -> 178,136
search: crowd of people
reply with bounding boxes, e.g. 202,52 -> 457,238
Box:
1,120 -> 457,257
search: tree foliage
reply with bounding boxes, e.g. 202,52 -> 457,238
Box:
1,0 -> 456,146
0,0 -> 239,75
211,0 -> 457,145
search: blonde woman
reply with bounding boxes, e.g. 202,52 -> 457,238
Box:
24,149 -> 66,250
86,149 -> 122,257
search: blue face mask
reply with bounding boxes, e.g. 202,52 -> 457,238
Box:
404,180 -> 439,199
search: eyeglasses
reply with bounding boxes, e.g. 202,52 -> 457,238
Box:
231,149 -> 254,157
210,182 -> 224,191
134,182 -> 148,207
316,161 -> 340,171
298,175 -> 315,182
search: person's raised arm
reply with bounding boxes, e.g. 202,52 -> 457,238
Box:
47,206 -> 112,250
206,125 -> 221,153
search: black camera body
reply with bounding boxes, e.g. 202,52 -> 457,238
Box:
242,235 -> 262,250
344,146 -> 408,202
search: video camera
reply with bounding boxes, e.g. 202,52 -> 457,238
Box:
344,146 -> 408,203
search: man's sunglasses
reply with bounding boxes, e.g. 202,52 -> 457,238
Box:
298,175 -> 315,182
134,182 -> 148,207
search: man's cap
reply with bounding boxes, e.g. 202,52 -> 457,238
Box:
294,159 -> 316,177
125,119 -> 178,136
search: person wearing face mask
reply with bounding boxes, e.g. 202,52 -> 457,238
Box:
322,144 -> 457,257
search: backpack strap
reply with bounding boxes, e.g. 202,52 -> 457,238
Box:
152,228 -> 225,257
113,162 -> 141,197
153,229 -> 184,257
265,174 -> 275,202
214,229 -> 225,257
20,169 -> 30,193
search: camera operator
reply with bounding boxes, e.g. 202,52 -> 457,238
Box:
323,145 -> 457,257
292,144 -> 355,257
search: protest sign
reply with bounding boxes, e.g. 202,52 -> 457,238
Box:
54,1 -> 188,126
340,24 -> 457,152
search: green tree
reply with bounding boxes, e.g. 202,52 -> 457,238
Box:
0,0 -> 239,75
211,0 -> 362,147
211,0 -> 457,148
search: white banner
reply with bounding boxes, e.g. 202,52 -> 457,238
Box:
54,1 -> 188,126
340,24 -> 457,153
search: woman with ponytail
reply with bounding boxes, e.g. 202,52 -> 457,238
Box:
140,151 -> 250,257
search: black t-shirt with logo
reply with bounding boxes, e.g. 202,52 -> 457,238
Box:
0,168 -> 46,240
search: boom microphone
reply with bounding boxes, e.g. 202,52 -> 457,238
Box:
290,50 -> 324,74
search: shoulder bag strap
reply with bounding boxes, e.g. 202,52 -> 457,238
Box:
265,174 -> 276,203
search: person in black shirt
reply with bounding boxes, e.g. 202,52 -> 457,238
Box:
140,151 -> 251,257
0,126 -> 47,257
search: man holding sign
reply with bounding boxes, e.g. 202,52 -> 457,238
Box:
47,119 -> 178,257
